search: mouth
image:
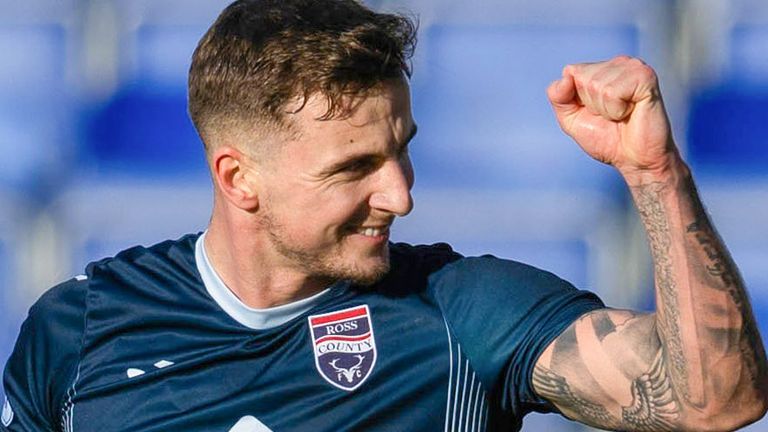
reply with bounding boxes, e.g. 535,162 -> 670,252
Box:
356,226 -> 389,237
346,222 -> 392,245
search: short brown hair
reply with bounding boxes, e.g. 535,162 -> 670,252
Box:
188,0 -> 417,150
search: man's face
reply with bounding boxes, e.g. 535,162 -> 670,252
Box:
255,80 -> 416,285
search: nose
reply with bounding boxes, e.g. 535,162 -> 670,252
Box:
369,158 -> 414,217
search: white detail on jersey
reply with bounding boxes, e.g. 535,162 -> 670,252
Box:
154,360 -> 174,369
477,391 -> 487,432
451,346 -> 462,429
443,320 -> 489,432
2,396 -> 14,427
229,416 -> 273,432
74,275 -> 88,281
126,368 -> 146,378
443,321 -> 454,432
60,364 -> 80,432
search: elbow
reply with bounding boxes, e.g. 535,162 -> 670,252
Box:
688,354 -> 768,431
736,394 -> 768,429
684,395 -> 768,432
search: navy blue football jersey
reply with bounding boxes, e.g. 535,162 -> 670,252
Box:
2,233 -> 603,431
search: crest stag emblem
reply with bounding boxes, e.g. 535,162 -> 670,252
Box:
308,305 -> 377,391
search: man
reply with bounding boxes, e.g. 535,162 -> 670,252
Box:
2,0 -> 766,431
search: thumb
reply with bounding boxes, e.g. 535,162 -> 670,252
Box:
547,73 -> 580,125
547,74 -> 576,105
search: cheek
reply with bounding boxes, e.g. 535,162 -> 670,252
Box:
267,177 -> 373,236
289,187 -> 368,234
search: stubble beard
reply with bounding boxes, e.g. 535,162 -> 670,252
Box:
262,213 -> 390,286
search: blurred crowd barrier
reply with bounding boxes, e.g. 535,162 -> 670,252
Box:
1,1 -> 767,431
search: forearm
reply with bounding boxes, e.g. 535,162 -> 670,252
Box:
627,153 -> 768,427
539,56 -> 766,431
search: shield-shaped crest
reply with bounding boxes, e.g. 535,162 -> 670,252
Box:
308,305 -> 377,391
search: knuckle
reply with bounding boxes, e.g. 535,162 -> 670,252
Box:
612,54 -> 632,63
602,83 -> 618,100
638,64 -> 658,83
586,79 -> 601,96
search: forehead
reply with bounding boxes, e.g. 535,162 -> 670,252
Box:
287,80 -> 413,145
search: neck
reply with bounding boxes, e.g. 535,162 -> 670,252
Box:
204,214 -> 334,309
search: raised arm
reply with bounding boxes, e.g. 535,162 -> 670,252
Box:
532,56 -> 768,431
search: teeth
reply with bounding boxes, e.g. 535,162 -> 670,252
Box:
359,227 -> 383,237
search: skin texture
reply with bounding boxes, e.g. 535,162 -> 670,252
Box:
204,79 -> 416,308
533,56 -> 768,431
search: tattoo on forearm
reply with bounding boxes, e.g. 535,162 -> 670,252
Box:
685,179 -> 739,290
634,182 -> 689,399
684,178 -> 767,391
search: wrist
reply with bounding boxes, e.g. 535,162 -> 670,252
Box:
618,150 -> 690,187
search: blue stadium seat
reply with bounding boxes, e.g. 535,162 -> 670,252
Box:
52,182 -> 212,275
61,16 -> 215,272
0,238 -> 17,383
410,24 -> 638,192
730,24 -> 768,85
522,412 -> 584,432
0,192 -> 28,403
0,24 -> 69,193
687,23 -> 768,178
76,9 -> 215,176
79,85 -> 208,177
133,25 -> 208,88
687,85 -> 768,177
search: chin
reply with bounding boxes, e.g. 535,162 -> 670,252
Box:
334,249 -> 391,286
349,261 -> 390,286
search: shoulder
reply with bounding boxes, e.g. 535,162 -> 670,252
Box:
23,233 -> 205,359
74,233 -> 211,331
432,253 -> 576,295
429,253 -> 605,322
29,274 -> 89,327
3,275 -> 89,426
386,242 -> 574,295
79,233 -> 202,303
28,234 -> 199,327
86,233 -> 200,279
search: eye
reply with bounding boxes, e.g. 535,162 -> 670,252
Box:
341,158 -> 378,175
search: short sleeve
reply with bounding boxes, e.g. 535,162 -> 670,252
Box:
2,278 -> 86,431
429,255 -> 604,421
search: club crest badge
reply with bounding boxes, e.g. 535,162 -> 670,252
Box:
308,305 -> 377,391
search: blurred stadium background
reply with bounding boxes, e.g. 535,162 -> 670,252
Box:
1,0 -> 767,430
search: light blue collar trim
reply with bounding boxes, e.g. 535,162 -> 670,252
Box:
195,231 -> 332,330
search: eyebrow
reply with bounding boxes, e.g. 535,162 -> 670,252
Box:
319,123 -> 419,177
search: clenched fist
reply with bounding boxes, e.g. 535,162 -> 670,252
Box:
547,56 -> 680,182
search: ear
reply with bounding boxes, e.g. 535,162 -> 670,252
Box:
210,146 -> 260,211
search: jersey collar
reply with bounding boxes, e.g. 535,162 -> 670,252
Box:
195,231 -> 334,330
